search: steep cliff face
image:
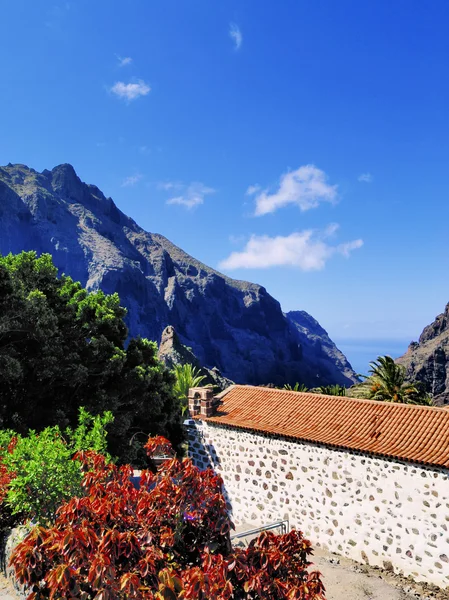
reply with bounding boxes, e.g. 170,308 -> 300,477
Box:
396,304 -> 449,405
0,163 -> 358,387
286,311 -> 358,386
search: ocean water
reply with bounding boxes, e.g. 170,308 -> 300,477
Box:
334,338 -> 411,378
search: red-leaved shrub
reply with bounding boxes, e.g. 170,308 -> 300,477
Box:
0,437 -> 20,531
10,436 -> 325,599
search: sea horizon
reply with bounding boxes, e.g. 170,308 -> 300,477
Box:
334,337 -> 412,379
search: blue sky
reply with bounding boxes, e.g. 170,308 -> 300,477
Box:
1,0 -> 449,367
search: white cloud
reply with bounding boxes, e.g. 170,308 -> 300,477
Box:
166,182 -> 215,210
229,23 -> 242,50
110,80 -> 150,101
121,174 -> 143,187
116,55 -> 132,67
253,164 -> 338,216
358,172 -> 373,183
246,184 -> 261,196
219,226 -> 363,271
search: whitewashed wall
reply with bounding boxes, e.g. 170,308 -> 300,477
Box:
187,420 -> 449,588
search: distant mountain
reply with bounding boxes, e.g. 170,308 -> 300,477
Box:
396,303 -> 449,405
0,162 -> 358,387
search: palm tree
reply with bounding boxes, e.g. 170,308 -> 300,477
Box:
318,384 -> 347,396
283,382 -> 309,392
172,363 -> 211,414
361,355 -> 432,406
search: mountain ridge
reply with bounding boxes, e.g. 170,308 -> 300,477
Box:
396,303 -> 449,404
0,162 -> 358,387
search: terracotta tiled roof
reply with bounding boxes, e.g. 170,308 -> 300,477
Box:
197,385 -> 449,468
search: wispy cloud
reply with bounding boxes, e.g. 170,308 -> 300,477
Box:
219,225 -> 363,271
116,54 -> 132,67
158,181 -> 183,192
229,23 -> 242,50
165,182 -> 215,210
121,173 -> 143,187
252,165 -> 338,216
110,80 -> 150,101
246,184 -> 261,196
358,172 -> 373,183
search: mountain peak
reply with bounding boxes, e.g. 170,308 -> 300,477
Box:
49,163 -> 82,196
52,162 -> 76,172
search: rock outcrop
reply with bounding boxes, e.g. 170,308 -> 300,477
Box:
396,303 -> 449,405
158,325 -> 233,390
0,163 -> 358,387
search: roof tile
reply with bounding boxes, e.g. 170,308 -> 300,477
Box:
197,386 -> 449,468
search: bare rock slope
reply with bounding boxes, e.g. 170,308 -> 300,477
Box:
397,303 -> 449,405
0,163 -> 358,387
287,310 -> 358,385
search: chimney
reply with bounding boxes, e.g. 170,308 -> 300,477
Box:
188,387 -> 214,417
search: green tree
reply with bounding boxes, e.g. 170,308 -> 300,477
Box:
172,363 -> 210,414
0,251 -> 184,463
357,355 -> 432,405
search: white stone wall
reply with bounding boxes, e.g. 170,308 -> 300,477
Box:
187,420 -> 449,588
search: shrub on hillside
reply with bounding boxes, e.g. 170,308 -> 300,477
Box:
11,437 -> 325,600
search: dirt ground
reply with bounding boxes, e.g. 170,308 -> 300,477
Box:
0,574 -> 18,600
312,546 -> 449,600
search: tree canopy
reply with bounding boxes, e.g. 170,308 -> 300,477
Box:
0,251 -> 184,463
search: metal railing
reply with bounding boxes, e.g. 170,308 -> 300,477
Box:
231,519 -> 289,546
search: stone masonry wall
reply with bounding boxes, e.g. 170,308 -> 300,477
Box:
187,420 -> 449,588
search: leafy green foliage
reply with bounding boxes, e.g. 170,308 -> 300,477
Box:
0,251 -> 184,463
173,363 -> 210,414
353,355 -> 432,405
0,409 -> 113,523
282,383 -> 347,396
317,384 -> 347,396
11,437 -> 325,599
70,407 -> 114,456
283,383 -> 309,392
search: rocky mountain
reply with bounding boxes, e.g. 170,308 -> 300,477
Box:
0,162 -> 358,387
396,303 -> 449,405
286,311 -> 358,385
